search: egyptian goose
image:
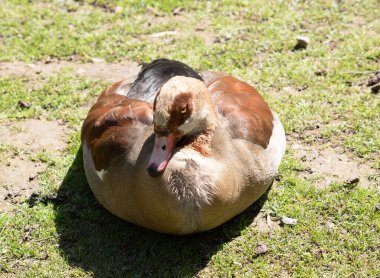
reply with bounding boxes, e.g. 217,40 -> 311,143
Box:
81,59 -> 286,234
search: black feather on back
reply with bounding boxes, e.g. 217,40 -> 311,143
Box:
127,59 -> 203,103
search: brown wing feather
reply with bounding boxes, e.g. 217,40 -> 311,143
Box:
81,83 -> 153,171
203,72 -> 273,148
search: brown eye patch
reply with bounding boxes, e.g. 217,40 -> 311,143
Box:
167,92 -> 193,132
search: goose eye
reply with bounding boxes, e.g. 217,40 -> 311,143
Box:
180,106 -> 187,114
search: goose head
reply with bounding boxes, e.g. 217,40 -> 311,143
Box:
147,76 -> 218,177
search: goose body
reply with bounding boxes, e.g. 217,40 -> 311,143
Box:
81,59 -> 286,234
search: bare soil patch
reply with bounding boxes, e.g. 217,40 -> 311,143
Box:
0,60 -> 140,83
253,212 -> 280,234
0,158 -> 44,213
0,60 -> 142,214
289,138 -> 378,188
0,119 -> 69,151
0,119 -> 70,213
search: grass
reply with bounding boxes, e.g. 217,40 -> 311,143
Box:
0,70 -> 106,126
0,0 -> 379,277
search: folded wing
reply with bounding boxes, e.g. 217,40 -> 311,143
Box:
202,72 -> 274,148
81,83 -> 153,171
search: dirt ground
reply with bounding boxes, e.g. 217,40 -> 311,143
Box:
0,60 -> 140,83
0,120 -> 70,212
288,136 -> 377,188
0,61 -> 140,213
0,61 -> 377,214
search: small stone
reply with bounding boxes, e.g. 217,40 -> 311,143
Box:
367,71 -> 380,87
291,144 -> 302,150
340,227 -> 348,234
283,86 -> 298,94
294,36 -> 310,50
315,69 -> 327,76
18,100 -> 30,109
255,242 -> 268,255
343,177 -> 360,189
266,214 -> 272,227
313,248 -> 323,259
224,33 -> 232,40
370,83 -> 380,94
44,58 -> 52,64
367,71 -> 380,94
172,7 -> 184,15
280,216 -> 298,226
39,251 -> 48,260
325,221 -> 335,231
91,57 -> 105,63
149,31 -> 178,38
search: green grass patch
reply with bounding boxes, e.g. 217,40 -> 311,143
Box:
0,70 -> 106,126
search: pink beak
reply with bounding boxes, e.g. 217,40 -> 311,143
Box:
147,132 -> 177,177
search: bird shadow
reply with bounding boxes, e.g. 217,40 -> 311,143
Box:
50,147 -> 270,277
